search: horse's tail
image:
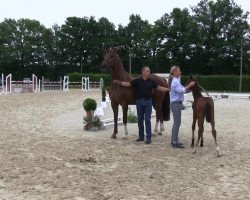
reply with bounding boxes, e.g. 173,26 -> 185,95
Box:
205,101 -> 213,123
162,91 -> 170,121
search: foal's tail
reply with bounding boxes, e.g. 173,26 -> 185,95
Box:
205,101 -> 213,123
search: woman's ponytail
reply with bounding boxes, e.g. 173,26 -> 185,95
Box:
168,66 -> 180,90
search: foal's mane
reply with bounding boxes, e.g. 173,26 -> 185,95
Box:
194,82 -> 203,97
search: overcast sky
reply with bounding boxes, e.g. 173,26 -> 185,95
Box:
0,0 -> 249,28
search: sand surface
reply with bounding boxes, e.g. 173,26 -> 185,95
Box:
0,89 -> 249,200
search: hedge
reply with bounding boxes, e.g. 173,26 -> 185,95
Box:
181,75 -> 250,92
68,72 -> 250,92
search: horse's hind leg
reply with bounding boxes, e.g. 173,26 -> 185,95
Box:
122,105 -> 128,139
159,119 -> 165,135
191,114 -> 197,147
153,119 -> 159,137
200,132 -> 204,147
211,122 -> 220,157
193,119 -> 204,154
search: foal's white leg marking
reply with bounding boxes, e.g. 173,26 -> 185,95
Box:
122,124 -> 128,139
216,146 -> 220,157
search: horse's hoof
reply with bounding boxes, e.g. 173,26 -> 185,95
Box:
200,144 -> 203,147
111,134 -> 116,139
152,134 -> 157,137
192,150 -> 196,154
157,132 -> 163,136
191,143 -> 194,147
122,136 -> 128,140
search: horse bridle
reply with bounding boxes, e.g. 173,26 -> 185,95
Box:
102,59 -> 112,72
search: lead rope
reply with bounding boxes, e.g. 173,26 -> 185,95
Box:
198,84 -> 210,97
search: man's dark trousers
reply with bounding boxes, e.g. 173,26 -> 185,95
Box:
136,99 -> 153,142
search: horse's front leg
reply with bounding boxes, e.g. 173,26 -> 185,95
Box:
111,102 -> 119,139
153,119 -> 159,137
122,105 -> 128,139
153,106 -> 162,136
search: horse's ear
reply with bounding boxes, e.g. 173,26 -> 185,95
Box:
190,74 -> 194,81
113,47 -> 119,53
104,45 -> 110,52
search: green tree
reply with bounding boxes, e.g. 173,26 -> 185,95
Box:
192,0 -> 250,74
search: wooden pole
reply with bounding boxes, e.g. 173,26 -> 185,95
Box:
239,38 -> 243,92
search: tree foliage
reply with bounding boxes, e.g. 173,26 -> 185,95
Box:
0,0 -> 249,79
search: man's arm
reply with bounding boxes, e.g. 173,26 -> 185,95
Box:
113,80 -> 131,87
156,86 -> 170,92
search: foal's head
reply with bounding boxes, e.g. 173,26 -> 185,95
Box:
100,48 -> 120,72
187,75 -> 202,95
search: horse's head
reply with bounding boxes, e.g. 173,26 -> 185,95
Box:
100,48 -> 118,72
187,75 -> 199,91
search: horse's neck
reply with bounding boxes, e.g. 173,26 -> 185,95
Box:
112,60 -> 132,81
192,88 -> 203,101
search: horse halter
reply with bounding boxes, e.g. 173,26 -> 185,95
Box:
102,59 -> 112,72
102,52 -> 115,72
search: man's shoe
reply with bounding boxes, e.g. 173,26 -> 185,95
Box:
145,140 -> 151,145
136,138 -> 144,142
171,142 -> 183,146
172,143 -> 185,149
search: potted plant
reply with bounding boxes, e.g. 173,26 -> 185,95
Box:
127,107 -> 138,123
83,115 -> 103,131
83,98 -> 97,117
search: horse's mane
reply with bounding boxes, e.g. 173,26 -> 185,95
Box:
194,83 -> 203,97
108,48 -> 133,80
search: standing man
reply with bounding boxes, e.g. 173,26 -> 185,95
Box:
168,66 -> 195,148
114,66 -> 169,144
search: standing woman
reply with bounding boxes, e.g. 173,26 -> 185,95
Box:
168,66 -> 195,148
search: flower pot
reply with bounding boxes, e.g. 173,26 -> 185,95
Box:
86,110 -> 93,118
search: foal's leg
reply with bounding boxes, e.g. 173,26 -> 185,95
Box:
122,105 -> 128,139
211,121 -> 220,157
191,113 -> 197,147
193,119 -> 204,154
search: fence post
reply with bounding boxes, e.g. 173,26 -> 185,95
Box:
82,77 -> 90,91
5,74 -> 12,94
63,76 -> 69,91
0,73 -> 5,95
41,76 -> 44,91
100,78 -> 104,89
32,74 -> 38,92
60,77 -> 62,91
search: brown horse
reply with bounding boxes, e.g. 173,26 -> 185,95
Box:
188,76 -> 219,157
100,49 -> 170,139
